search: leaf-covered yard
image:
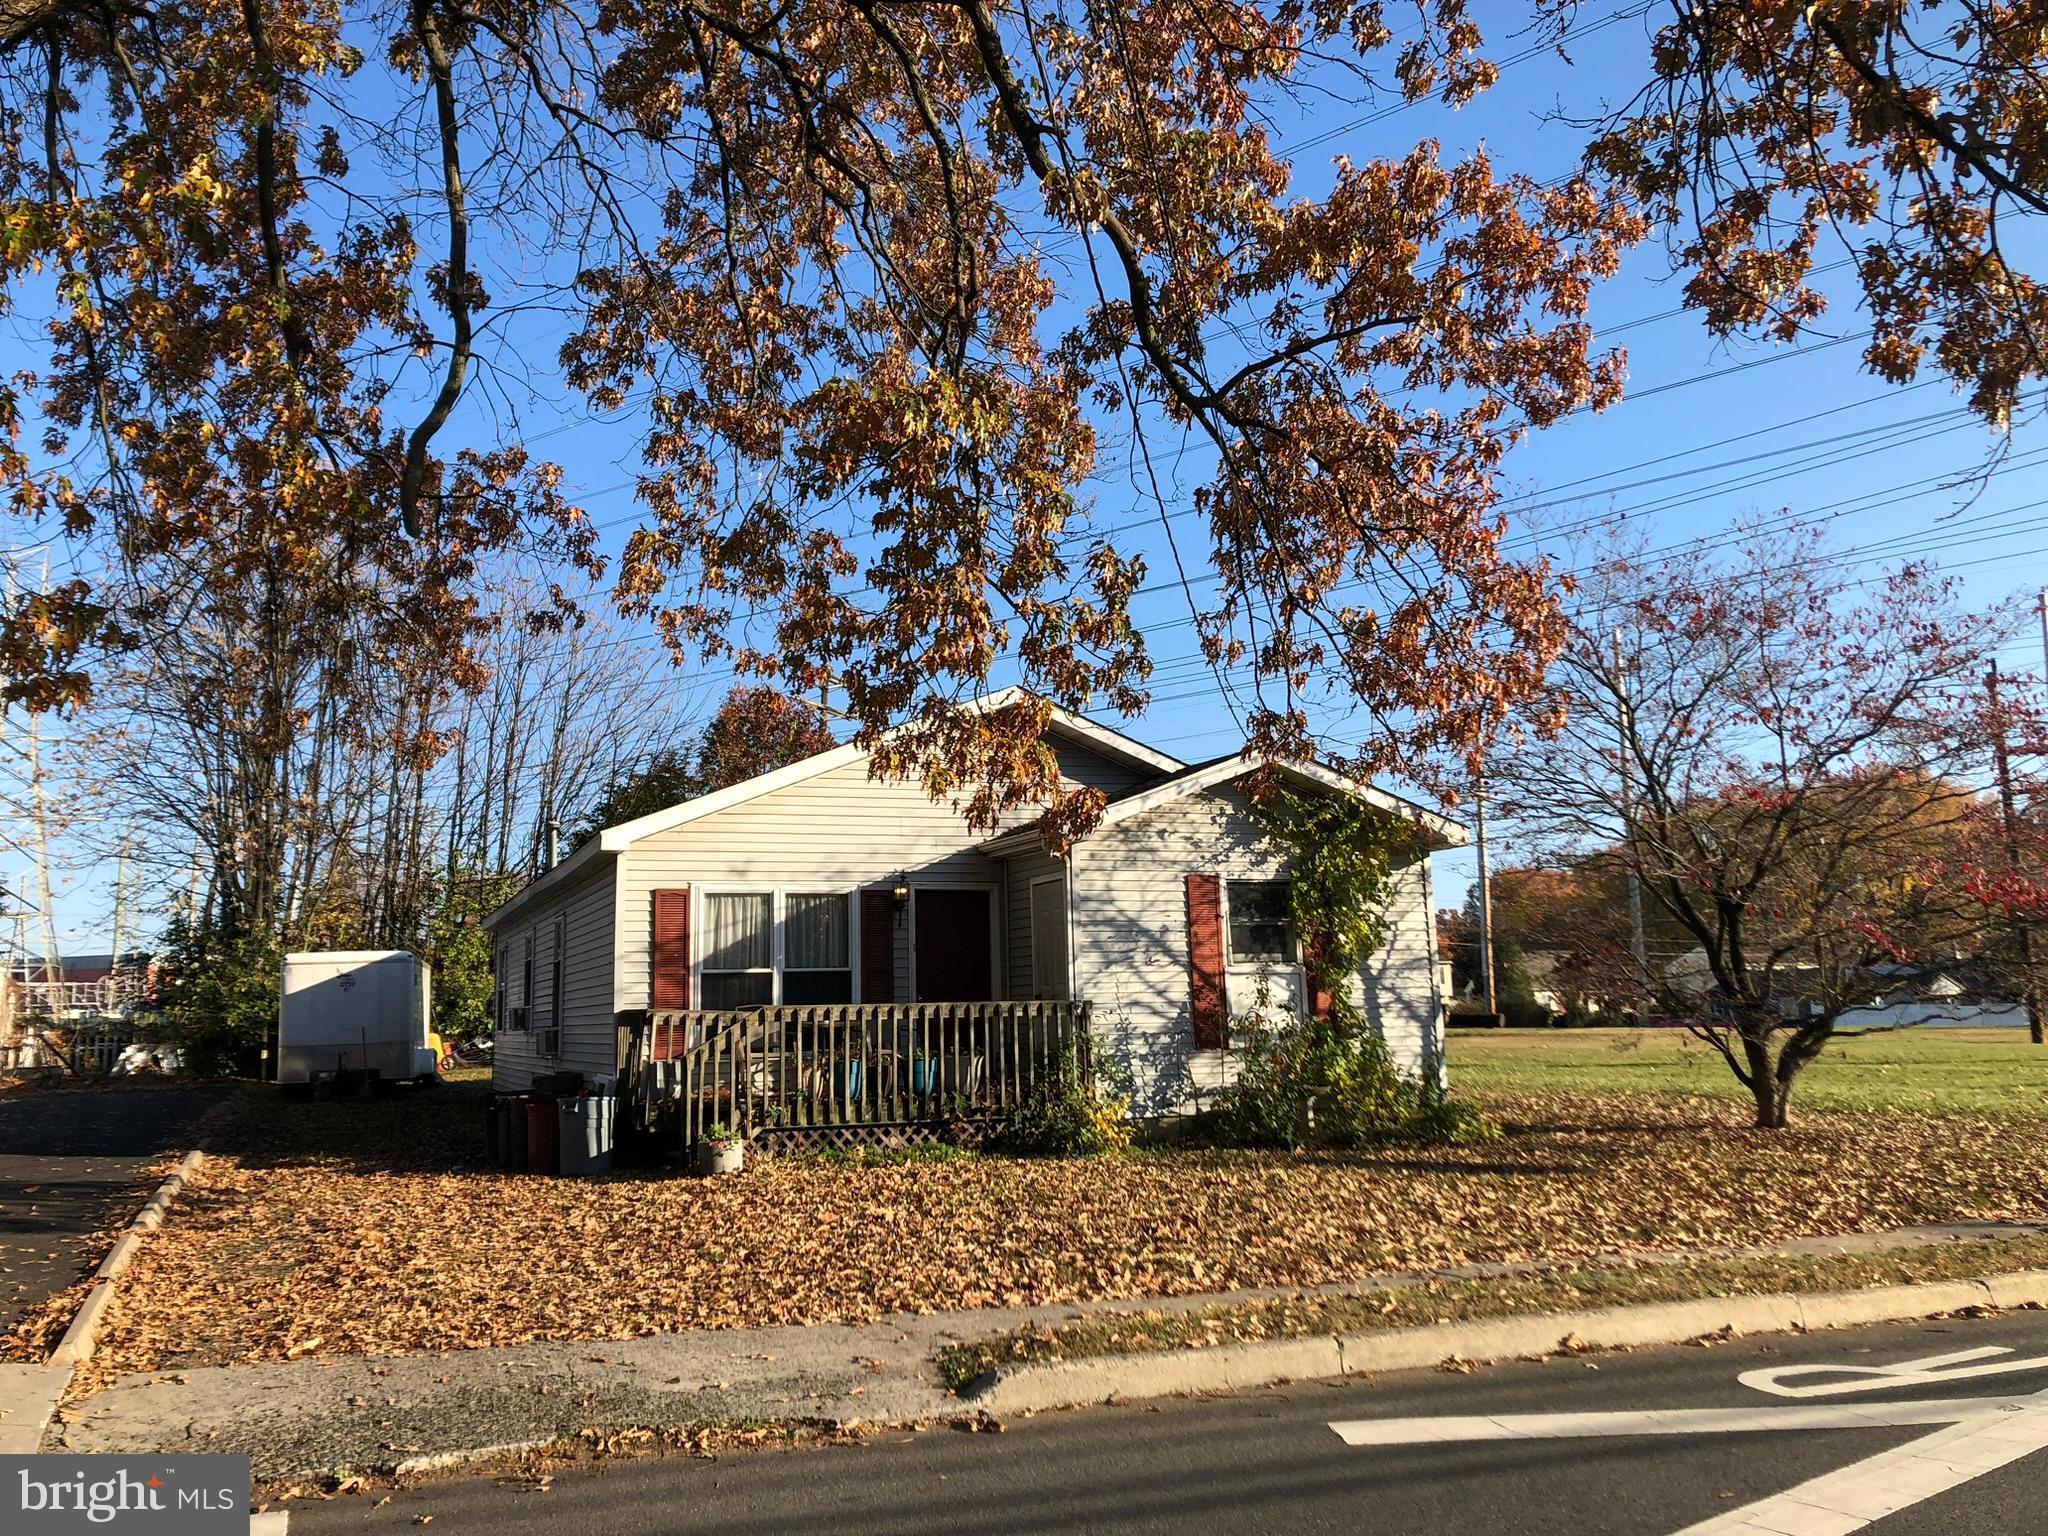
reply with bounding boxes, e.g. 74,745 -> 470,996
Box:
38,1080 -> 2045,1382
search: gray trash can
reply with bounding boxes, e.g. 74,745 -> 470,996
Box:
557,1079 -> 615,1177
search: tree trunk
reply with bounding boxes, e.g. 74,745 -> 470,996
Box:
1736,1023 -> 1799,1130
1749,1072 -> 1789,1130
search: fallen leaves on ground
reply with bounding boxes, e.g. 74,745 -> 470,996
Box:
0,1280 -> 91,1362
77,1087 -> 2048,1382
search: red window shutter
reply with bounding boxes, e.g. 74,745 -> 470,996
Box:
860,888 -> 896,1003
1186,873 -> 1228,1049
651,888 -> 691,1013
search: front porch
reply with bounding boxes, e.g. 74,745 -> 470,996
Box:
633,1001 -> 1094,1154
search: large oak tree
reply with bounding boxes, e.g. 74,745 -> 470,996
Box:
4,0 -> 2045,846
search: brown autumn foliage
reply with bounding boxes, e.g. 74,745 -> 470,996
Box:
8,1 -> 2047,838
1589,0 -> 2048,430
30,1085 -> 2047,1378
0,0 -> 1650,840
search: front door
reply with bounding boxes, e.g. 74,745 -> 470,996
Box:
1029,877 -> 1068,1000
914,888 -> 994,1001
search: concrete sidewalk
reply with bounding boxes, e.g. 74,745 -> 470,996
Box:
54,1306 -> 1000,1478
0,1363 -> 69,1454
47,1220 -> 2048,1480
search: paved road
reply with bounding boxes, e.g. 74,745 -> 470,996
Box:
282,1311 -> 2048,1536
0,1087 -> 222,1332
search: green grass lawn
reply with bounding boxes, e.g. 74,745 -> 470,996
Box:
1452,1026 -> 2048,1118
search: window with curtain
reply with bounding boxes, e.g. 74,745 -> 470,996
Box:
782,892 -> 852,1003
701,893 -> 773,1007
1227,880 -> 1296,964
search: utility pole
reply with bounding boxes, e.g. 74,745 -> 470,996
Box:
1614,630 -> 1653,1022
1986,660 -> 2045,1044
1472,768 -> 1498,1020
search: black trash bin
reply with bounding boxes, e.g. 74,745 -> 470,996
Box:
501,1093 -> 528,1169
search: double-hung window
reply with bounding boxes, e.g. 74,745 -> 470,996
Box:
1227,880 -> 1296,966
782,893 -> 852,1003
698,891 -> 855,1007
701,893 -> 774,1008
515,932 -> 534,1029
542,919 -> 565,1056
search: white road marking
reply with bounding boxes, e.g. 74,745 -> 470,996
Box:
250,1512 -> 289,1535
1669,1405 -> 2048,1536
1329,1348 -> 2048,1535
1327,1396 -> 2036,1445
1740,1345 -> 2048,1399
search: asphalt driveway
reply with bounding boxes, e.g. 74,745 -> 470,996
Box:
0,1086 -> 224,1334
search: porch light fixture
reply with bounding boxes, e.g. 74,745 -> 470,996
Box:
890,871 -> 912,905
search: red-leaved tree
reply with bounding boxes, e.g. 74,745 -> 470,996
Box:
1491,523 -> 2043,1128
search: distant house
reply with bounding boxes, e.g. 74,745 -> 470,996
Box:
1663,948 -> 2029,1030
8,953 -> 151,1017
482,692 -> 1460,1133
1844,959 -> 2029,1030
9,953 -> 121,986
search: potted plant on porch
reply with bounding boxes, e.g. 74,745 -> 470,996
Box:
698,1122 -> 744,1176
834,1039 -> 865,1103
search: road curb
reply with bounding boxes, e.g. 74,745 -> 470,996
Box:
964,1268 -> 2048,1415
48,1145 -> 207,1371
388,1440 -> 559,1478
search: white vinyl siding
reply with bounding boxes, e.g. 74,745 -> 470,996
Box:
1002,844 -> 1066,999
1069,781 -> 1442,1115
484,724 -> 1447,1111
1048,737 -> 1165,798
615,757 -> 1004,1011
491,863 -> 619,1093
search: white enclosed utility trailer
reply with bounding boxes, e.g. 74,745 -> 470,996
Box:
277,950 -> 437,1086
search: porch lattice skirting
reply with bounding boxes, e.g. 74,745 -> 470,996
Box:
636,1001 -> 1092,1153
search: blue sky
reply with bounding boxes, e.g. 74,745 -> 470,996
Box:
10,0 -> 2048,951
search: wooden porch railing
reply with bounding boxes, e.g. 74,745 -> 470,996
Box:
647,1001 -> 1093,1152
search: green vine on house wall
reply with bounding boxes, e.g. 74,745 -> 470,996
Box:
1251,783 -> 1403,1022
1227,780 -> 1493,1149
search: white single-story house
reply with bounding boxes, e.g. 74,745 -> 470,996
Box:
482,692 -> 1461,1122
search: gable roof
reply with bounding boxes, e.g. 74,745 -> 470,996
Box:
595,690 -> 1182,849
977,752 -> 1467,856
482,693 -> 1187,930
